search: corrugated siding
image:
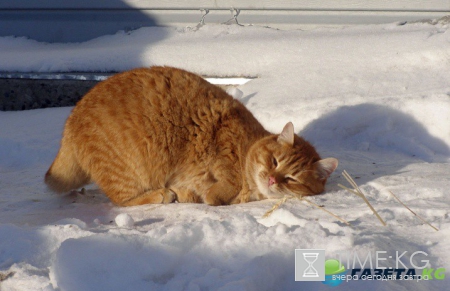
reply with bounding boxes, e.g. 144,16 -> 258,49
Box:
0,0 -> 449,42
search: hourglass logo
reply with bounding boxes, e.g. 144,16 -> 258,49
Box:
295,249 -> 325,281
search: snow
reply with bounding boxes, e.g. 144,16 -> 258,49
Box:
114,213 -> 135,228
1,20 -> 450,290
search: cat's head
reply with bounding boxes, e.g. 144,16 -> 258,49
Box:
246,122 -> 338,199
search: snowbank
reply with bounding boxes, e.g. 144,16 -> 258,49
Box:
0,21 -> 449,290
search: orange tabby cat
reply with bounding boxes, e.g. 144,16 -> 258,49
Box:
45,66 -> 338,206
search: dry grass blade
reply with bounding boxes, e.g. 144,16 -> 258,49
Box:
388,190 -> 439,231
337,183 -> 360,197
263,196 -> 292,218
342,171 -> 360,191
340,170 -> 387,226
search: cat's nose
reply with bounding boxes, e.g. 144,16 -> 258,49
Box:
269,176 -> 276,186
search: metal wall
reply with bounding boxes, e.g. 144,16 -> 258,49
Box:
0,0 -> 449,42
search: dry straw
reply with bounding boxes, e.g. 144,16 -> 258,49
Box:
338,170 -> 438,231
338,170 -> 387,226
264,170 -> 439,231
388,190 -> 439,231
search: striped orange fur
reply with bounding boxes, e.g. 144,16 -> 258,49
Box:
45,66 -> 338,206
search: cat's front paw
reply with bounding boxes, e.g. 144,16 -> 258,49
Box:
171,188 -> 202,203
203,183 -> 237,206
232,189 -> 251,204
163,189 -> 177,203
203,194 -> 225,206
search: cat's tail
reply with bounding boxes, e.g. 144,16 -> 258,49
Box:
45,143 -> 90,193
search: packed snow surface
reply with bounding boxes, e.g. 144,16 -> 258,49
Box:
1,20 -> 450,290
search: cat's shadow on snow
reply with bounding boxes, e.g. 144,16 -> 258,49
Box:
299,103 -> 449,185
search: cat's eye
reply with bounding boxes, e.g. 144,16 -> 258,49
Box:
272,157 -> 278,167
285,176 -> 296,183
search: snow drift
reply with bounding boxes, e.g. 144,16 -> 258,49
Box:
0,20 -> 449,290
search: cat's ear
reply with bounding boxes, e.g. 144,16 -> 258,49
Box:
277,122 -> 295,146
315,158 -> 339,180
